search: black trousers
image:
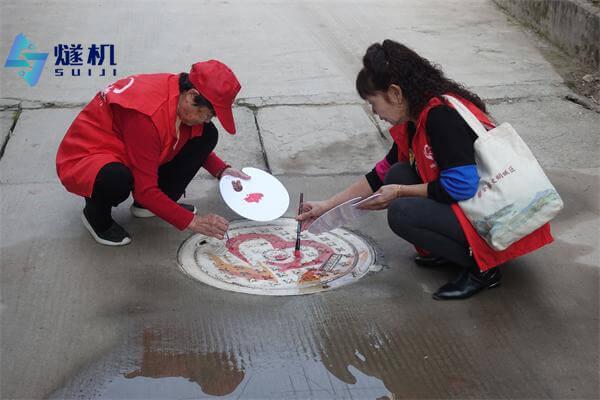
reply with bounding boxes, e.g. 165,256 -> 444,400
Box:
85,124 -> 218,230
385,163 -> 476,268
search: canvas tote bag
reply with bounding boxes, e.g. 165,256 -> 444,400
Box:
443,95 -> 564,251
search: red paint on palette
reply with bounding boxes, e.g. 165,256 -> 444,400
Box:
244,193 -> 264,203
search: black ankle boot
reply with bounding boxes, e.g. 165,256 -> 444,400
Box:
432,266 -> 502,300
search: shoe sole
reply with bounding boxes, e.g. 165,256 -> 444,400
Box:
432,281 -> 502,301
81,213 -> 132,246
130,205 -> 197,218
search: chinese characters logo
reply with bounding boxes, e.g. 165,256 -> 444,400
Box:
54,43 -> 117,77
4,33 -> 48,87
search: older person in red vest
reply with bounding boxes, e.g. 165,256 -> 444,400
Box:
56,60 -> 249,246
297,40 -> 554,300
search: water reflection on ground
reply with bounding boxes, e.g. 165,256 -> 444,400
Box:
50,267 -> 587,400
51,325 -> 393,399
106,358 -> 390,399
119,330 -> 244,397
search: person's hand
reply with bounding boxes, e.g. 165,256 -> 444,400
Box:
221,167 -> 250,180
357,185 -> 402,210
296,200 -> 332,230
187,214 -> 229,239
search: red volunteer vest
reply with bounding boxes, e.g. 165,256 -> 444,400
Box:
389,95 -> 554,271
56,74 -> 204,197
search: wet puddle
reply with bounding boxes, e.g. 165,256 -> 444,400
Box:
100,359 -> 389,399
51,327 -> 394,399
48,290 -> 564,400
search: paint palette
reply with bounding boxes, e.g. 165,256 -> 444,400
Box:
219,167 -> 290,221
177,218 -> 380,296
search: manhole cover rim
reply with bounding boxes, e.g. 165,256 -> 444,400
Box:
176,218 -> 381,296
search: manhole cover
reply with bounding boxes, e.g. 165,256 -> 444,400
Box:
177,218 -> 381,296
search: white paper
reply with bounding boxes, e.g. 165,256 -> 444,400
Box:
307,197 -> 363,235
307,193 -> 382,235
352,193 -> 382,208
219,167 -> 290,221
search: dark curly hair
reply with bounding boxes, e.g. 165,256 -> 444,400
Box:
178,72 -> 215,113
356,40 -> 486,118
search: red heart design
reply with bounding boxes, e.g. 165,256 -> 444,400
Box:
226,233 -> 334,272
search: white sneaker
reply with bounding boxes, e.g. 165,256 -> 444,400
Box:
130,202 -> 197,218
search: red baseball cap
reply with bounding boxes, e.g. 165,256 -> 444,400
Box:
188,60 -> 241,134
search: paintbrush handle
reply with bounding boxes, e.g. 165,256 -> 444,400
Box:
295,193 -> 304,251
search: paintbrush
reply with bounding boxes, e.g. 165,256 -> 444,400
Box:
294,193 -> 304,257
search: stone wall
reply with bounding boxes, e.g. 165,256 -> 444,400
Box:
494,0 -> 600,69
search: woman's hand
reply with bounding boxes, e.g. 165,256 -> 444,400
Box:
357,184 -> 402,210
296,200 -> 332,230
187,214 -> 229,239
221,167 -> 250,180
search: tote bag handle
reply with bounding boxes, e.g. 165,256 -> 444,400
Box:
442,95 -> 488,137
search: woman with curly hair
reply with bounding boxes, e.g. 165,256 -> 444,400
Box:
297,40 -> 553,300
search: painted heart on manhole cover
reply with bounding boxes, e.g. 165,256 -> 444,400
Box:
177,218 -> 381,296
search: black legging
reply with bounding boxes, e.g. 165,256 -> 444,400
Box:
385,163 -> 476,268
85,123 -> 218,230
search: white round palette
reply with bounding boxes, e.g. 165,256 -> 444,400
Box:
219,167 -> 290,222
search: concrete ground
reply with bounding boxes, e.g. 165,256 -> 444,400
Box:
1,1 -> 599,399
